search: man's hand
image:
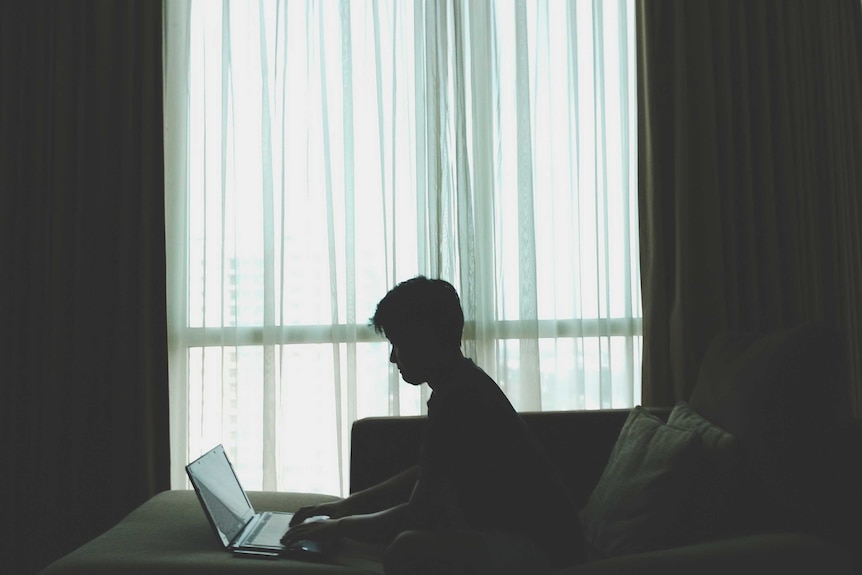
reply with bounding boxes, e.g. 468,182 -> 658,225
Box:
289,499 -> 349,526
280,517 -> 343,547
284,504 -> 411,548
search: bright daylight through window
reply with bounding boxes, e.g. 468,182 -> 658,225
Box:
163,0 -> 639,496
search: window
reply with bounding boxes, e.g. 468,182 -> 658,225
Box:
164,0 -> 639,494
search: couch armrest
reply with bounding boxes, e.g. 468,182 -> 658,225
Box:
559,533 -> 854,575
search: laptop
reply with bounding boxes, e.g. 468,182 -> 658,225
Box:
186,444 -> 329,560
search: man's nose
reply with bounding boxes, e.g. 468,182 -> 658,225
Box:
389,347 -> 397,364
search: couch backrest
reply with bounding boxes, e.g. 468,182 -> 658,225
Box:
349,407 -> 671,508
519,408 -> 671,507
688,321 -> 861,549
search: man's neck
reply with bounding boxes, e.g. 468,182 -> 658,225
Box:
425,351 -> 466,391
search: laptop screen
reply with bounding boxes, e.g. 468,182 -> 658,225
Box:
186,445 -> 255,547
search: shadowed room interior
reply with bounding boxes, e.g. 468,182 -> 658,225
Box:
1,1 -> 860,574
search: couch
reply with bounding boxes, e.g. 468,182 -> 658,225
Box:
40,322 -> 862,574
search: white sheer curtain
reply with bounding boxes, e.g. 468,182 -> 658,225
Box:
163,0 -> 639,494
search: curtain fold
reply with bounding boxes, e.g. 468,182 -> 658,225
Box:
164,0 -> 640,494
1,1 -> 169,574
638,0 -> 862,414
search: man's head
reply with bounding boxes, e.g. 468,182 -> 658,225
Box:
371,276 -> 464,385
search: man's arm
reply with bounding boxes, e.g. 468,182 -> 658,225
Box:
290,465 -> 419,525
344,464 -> 419,514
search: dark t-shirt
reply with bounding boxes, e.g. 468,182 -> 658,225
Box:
411,358 -> 584,567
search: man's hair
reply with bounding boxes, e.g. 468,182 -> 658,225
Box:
370,276 -> 464,349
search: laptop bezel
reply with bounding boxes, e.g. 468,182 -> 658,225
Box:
185,444 -> 257,549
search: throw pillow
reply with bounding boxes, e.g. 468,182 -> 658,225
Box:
667,401 -> 743,541
579,406 -> 701,559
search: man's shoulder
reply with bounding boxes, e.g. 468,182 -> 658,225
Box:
443,359 -> 506,398
428,362 -> 517,426
455,358 -> 504,390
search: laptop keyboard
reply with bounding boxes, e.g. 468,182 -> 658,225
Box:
244,512 -> 272,543
246,512 -> 294,547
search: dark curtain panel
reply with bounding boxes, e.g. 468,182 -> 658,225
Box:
638,0 -> 862,414
0,2 -> 169,574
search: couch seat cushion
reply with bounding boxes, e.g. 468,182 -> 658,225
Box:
39,490 -> 384,575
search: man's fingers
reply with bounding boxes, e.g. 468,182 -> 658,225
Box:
289,507 -> 317,526
281,525 -> 306,546
282,527 -> 318,546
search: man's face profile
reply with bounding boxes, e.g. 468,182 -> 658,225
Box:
387,326 -> 445,386
389,340 -> 427,385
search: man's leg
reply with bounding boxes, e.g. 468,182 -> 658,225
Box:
383,529 -> 491,575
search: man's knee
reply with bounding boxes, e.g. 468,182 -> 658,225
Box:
384,531 -> 427,574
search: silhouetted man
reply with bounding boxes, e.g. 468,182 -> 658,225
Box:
282,276 -> 584,574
